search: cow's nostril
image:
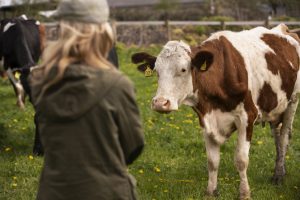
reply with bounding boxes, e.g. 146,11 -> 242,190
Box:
163,99 -> 170,107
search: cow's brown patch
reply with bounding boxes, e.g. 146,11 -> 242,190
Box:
257,83 -> 278,113
261,34 -> 299,99
191,36 -> 248,114
244,91 -> 258,141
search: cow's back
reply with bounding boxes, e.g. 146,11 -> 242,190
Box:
207,26 -> 300,122
19,19 -> 41,62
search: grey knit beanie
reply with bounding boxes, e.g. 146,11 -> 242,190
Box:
52,0 -> 109,24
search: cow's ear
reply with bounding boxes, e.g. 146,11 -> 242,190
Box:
136,63 -> 150,72
191,50 -> 214,71
131,52 -> 157,72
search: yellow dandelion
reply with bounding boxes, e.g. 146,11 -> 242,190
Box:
186,114 -> 193,118
154,166 -> 161,173
13,176 -> 17,180
257,140 -> 263,145
5,147 -> 11,152
12,183 -> 17,187
28,155 -> 34,160
13,119 -> 18,123
178,179 -> 194,183
285,155 -> 290,159
163,189 -> 169,193
138,169 -> 144,174
147,119 -> 153,125
167,124 -> 175,128
183,119 -> 193,124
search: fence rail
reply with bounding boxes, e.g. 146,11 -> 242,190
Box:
44,20 -> 300,27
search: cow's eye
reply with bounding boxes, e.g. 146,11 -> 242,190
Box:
181,68 -> 186,73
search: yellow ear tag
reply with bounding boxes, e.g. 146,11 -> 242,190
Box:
145,66 -> 153,77
14,71 -> 21,80
200,61 -> 207,71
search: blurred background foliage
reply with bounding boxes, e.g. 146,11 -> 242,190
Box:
0,0 -> 300,21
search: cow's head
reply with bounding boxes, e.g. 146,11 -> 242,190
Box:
132,41 -> 197,113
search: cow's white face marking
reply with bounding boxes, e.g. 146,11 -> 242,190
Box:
3,22 -> 15,33
152,41 -> 196,112
36,21 -> 41,25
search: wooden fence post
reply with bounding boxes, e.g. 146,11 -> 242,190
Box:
165,20 -> 171,41
221,20 -> 226,30
265,16 -> 270,28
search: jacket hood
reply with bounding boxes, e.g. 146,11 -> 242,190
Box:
35,64 -> 121,122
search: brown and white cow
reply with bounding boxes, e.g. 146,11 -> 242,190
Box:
132,24 -> 300,199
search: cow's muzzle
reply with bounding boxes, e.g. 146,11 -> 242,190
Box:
151,97 -> 172,113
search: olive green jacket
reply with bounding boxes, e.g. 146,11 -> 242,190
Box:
30,64 -> 144,200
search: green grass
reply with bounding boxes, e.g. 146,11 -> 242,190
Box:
0,44 -> 300,199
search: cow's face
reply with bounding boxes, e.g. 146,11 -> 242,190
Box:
132,41 -> 195,113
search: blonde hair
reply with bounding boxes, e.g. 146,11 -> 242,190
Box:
34,20 -> 115,93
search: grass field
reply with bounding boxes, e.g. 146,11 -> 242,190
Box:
0,44 -> 300,200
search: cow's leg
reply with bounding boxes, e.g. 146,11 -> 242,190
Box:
6,69 -> 25,109
272,96 -> 299,184
235,124 -> 251,199
13,81 -> 25,109
204,134 -> 220,196
33,113 -> 44,156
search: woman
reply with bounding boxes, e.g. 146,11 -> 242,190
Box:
30,0 -> 144,199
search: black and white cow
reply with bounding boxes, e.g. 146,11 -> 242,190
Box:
0,14 -> 45,108
0,15 -> 45,155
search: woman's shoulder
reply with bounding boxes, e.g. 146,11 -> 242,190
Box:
97,68 -> 135,100
96,67 -> 133,89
